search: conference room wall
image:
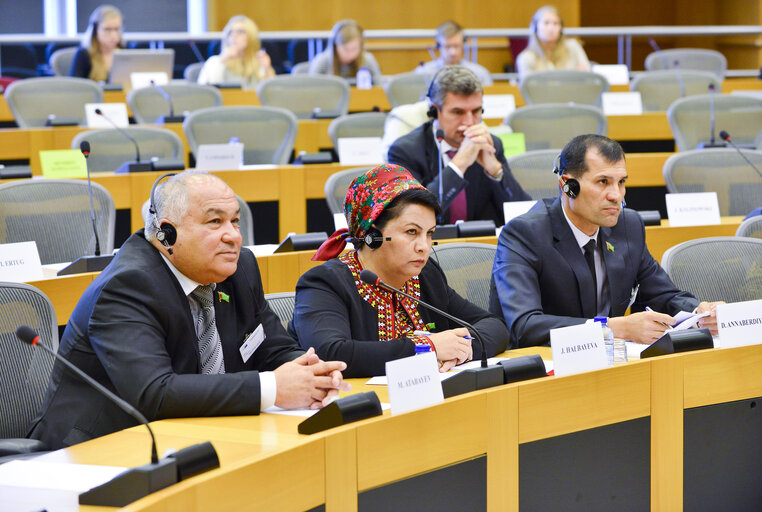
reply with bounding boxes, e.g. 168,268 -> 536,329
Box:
0,2 -> 43,33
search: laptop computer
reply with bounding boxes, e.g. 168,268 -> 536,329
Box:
109,49 -> 174,92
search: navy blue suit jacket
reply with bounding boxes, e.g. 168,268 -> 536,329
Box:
490,198 -> 699,348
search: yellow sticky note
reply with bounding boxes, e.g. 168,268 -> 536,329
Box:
497,132 -> 527,159
39,149 -> 87,179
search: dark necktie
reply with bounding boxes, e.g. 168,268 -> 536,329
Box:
583,239 -> 598,312
445,149 -> 467,222
191,285 -> 225,375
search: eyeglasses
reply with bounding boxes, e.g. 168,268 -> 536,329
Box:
99,26 -> 122,34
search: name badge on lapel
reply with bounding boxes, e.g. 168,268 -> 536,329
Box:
240,324 -> 265,363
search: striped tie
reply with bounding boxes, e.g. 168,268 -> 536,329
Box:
191,285 -> 225,375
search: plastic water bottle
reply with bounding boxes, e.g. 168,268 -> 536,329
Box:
356,66 -> 372,89
594,316 -> 615,366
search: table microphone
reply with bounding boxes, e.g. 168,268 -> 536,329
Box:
94,108 -> 152,173
719,130 -> 762,180
150,80 -> 185,124
80,141 -> 101,257
697,84 -> 725,149
435,128 -> 445,224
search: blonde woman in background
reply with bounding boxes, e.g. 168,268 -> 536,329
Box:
308,20 -> 382,84
515,6 -> 590,81
70,4 -> 124,82
198,15 -> 275,88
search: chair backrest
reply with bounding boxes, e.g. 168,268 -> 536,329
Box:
49,46 -> 78,76
505,103 -> 607,151
328,112 -> 388,147
290,61 -> 311,75
383,72 -> 430,108
0,282 -> 58,438
4,77 -> 104,128
662,149 -> 762,217
644,49 -> 727,78
661,236 -> 762,303
519,70 -> 610,107
736,216 -> 762,239
0,179 -> 115,264
324,167 -> 372,214
183,106 -> 298,165
666,94 -> 762,151
265,292 -> 296,330
430,243 -> 497,311
127,83 -> 223,124
256,75 -> 350,120
183,62 -> 204,83
71,127 -> 184,173
506,149 -> 561,200
630,70 -> 723,112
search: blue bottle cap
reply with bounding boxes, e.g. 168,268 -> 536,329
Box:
414,343 -> 431,354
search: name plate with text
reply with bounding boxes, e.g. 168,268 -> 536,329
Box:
665,192 -> 721,227
85,103 -> 129,128
716,299 -> 762,348
0,241 -> 43,282
337,137 -> 384,166
601,92 -> 643,116
551,323 -> 608,377
385,351 -> 443,415
195,143 -> 244,171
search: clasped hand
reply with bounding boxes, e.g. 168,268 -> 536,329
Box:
273,347 -> 351,410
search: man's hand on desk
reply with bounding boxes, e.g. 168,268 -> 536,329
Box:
607,311 -> 676,344
274,347 -> 351,410
696,301 -> 724,335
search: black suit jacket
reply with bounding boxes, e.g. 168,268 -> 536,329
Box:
289,255 -> 509,377
28,231 -> 303,449
490,198 -> 699,348
388,120 -> 530,225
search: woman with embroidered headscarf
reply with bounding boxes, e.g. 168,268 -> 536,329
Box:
290,164 -> 508,378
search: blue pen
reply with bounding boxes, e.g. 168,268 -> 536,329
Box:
414,330 -> 473,340
645,306 -> 672,328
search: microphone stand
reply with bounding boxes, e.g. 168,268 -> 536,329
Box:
697,84 -> 725,149
720,130 -> 762,180
151,81 -> 185,124
95,108 -> 153,173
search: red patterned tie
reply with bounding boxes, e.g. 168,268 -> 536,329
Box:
445,149 -> 468,222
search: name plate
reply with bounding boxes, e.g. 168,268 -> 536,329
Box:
130,71 -> 168,90
716,299 -> 762,348
85,103 -> 129,128
497,132 -> 526,159
195,143 -> 244,171
337,137 -> 384,165
550,323 -> 608,377
482,94 -> 516,119
601,92 -> 643,116
0,241 -> 43,282
39,149 -> 87,178
665,192 -> 721,227
592,64 -> 630,85
503,200 -> 537,224
385,351 -> 443,415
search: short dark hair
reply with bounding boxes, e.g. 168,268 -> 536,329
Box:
558,134 -> 625,178
373,188 -> 442,231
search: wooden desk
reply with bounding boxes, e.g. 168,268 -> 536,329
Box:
34,343 -> 762,511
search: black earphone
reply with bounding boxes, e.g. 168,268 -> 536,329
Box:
149,173 -> 178,255
354,227 -> 390,250
426,67 -> 445,119
552,153 -> 580,199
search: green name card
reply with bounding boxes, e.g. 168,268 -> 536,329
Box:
498,133 -> 527,159
39,149 -> 87,179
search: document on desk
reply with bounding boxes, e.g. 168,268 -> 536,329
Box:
670,310 -> 709,331
0,459 -> 126,512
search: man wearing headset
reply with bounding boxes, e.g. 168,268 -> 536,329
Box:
29,171 -> 349,449
388,65 -> 530,225
415,20 -> 493,86
490,134 -> 722,348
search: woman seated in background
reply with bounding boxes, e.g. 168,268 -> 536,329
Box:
308,19 -> 382,85
515,5 -> 590,81
198,15 -> 275,88
290,164 -> 509,378
70,4 -> 124,81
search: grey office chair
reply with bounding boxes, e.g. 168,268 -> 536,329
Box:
183,62 -> 204,83
383,72 -> 429,108
431,243 -> 497,311
127,83 -> 223,124
324,167 -> 372,215
666,94 -> 762,151
256,75 -> 350,120
49,46 -> 78,76
328,112 -> 388,147
4,77 -> 103,128
736,216 -> 762,239
265,292 -> 296,330
630,70 -> 722,112
0,282 -> 58,456
183,106 -> 298,165
644,49 -> 727,79
290,61 -> 311,75
0,179 -> 115,264
519,70 -> 610,107
505,103 -> 607,151
506,149 -> 561,200
662,149 -> 762,217
661,237 -> 762,303
71,126 -> 184,173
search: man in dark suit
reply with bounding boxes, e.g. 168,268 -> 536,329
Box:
490,134 -> 722,348
388,65 -> 530,225
29,171 -> 348,449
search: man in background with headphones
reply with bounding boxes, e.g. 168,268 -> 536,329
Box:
414,20 -> 493,86
490,134 -> 722,349
30,171 -> 349,449
388,65 -> 530,225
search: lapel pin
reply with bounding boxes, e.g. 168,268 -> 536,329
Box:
606,241 -> 615,253
217,291 -> 230,303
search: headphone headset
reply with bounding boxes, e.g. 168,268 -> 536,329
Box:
552,152 -> 580,199
149,173 -> 178,255
352,226 -> 390,250
425,67 -> 486,120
